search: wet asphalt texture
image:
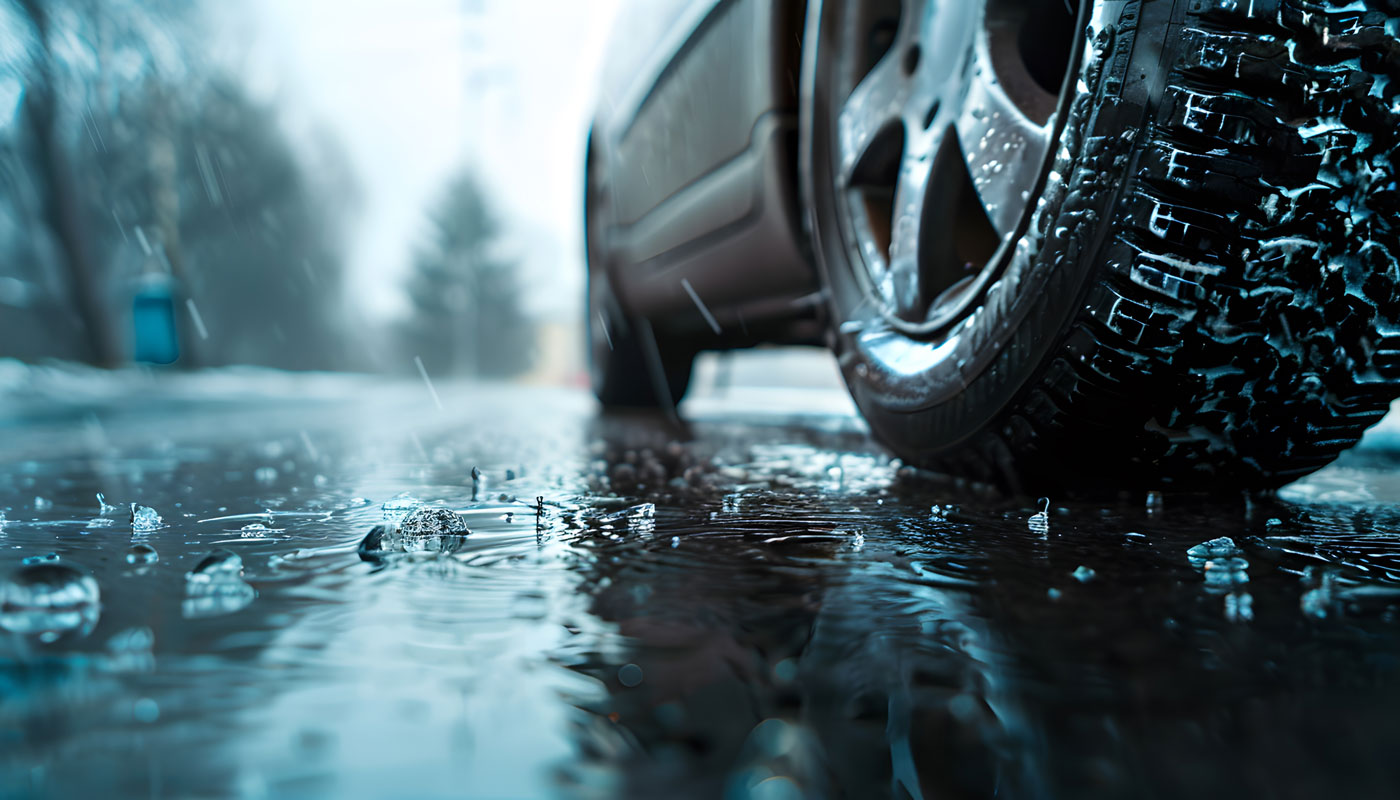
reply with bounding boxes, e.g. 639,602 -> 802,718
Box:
2,367 -> 1399,799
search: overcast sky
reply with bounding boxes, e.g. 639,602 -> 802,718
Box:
242,0 -> 622,321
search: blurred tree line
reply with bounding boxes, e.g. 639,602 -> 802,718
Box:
400,173 -> 532,378
0,0 -> 533,377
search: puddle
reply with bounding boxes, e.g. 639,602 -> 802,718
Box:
2,386 -> 1400,796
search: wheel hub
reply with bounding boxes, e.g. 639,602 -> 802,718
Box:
835,0 -> 1082,331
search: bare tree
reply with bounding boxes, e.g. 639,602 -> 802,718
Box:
15,0 -> 118,366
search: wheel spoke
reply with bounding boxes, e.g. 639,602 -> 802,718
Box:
953,31 -> 1055,238
837,48 -> 909,188
825,0 -> 1077,329
882,151 -> 934,313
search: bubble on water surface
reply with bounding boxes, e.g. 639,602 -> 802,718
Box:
399,506 -> 470,536
189,548 -> 242,579
130,503 -> 164,532
0,562 -> 101,641
126,544 -> 158,565
183,548 -> 255,618
358,523 -> 464,560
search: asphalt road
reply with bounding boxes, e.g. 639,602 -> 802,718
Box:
2,357 -> 1400,798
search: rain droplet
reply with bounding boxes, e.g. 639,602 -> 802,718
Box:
125,544 -> 158,565
0,562 -> 101,641
189,548 -> 242,579
97,493 -> 119,514
34,496 -> 52,511
183,548 -> 255,618
22,552 -> 59,566
1072,565 -> 1096,583
254,467 -> 278,483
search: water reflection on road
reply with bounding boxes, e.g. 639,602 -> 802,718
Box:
2,370 -> 1399,797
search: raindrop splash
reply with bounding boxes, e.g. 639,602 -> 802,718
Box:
0,562 -> 101,641
1028,498 -> 1050,532
130,504 -> 165,532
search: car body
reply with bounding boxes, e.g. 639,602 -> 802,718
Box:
587,0 -> 819,349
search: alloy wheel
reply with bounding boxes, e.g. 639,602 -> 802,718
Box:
824,0 -> 1087,334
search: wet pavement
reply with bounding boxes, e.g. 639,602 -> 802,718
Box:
3,364 -> 1400,798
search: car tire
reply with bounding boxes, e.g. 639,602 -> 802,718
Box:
803,0 -> 1400,491
586,136 -> 694,409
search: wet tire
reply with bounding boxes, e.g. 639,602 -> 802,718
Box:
588,273 -> 694,408
586,137 -> 694,409
805,0 -> 1400,491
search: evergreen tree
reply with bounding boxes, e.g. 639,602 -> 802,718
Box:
403,172 -> 533,378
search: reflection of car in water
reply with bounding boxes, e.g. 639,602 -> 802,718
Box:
586,0 -> 1400,491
